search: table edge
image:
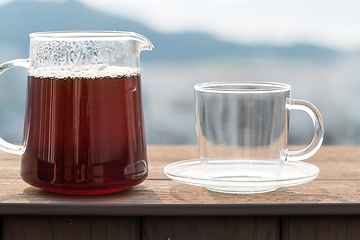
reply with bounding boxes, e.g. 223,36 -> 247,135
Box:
0,203 -> 359,216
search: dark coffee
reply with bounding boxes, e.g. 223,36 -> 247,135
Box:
21,71 -> 148,195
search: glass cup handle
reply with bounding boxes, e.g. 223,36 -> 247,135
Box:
0,59 -> 30,155
285,98 -> 324,161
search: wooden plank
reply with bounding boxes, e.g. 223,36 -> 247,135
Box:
147,145 -> 360,180
2,178 -> 360,205
142,216 -> 280,240
0,178 -> 359,205
1,179 -> 360,215
0,145 -> 359,180
0,146 -> 359,216
143,179 -> 360,205
2,216 -> 140,240
282,216 -> 360,240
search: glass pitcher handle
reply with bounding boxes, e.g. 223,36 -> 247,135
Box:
0,59 -> 30,155
285,98 -> 324,161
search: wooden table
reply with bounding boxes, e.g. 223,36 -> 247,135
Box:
0,145 -> 359,240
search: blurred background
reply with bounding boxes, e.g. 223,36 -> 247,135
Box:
0,0 -> 359,145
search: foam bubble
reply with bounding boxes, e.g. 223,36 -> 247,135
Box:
28,65 -> 140,80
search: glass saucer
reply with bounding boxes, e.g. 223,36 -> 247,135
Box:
164,159 -> 319,194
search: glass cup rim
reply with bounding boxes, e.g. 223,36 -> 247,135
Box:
194,82 -> 291,93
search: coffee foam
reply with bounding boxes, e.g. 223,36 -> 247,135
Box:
28,65 -> 140,79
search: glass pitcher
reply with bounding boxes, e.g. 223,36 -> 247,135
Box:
0,31 -> 154,195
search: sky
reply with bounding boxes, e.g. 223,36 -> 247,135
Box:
1,0 -> 360,51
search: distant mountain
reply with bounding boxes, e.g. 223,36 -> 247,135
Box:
0,0 -> 344,62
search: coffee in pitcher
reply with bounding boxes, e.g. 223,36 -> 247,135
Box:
20,67 -> 148,195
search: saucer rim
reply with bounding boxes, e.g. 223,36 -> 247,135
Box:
163,159 -> 319,190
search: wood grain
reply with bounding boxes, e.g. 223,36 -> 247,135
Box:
0,145 -> 359,215
0,145 -> 358,180
0,145 -> 359,239
282,216 -> 360,240
2,216 -> 140,240
142,216 -> 280,240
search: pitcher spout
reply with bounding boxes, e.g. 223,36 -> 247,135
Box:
131,32 -> 154,52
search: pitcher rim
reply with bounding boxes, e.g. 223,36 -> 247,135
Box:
30,31 -> 143,38
29,31 -> 154,50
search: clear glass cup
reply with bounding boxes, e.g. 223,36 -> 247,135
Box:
194,82 -> 324,193
0,31 -> 154,195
